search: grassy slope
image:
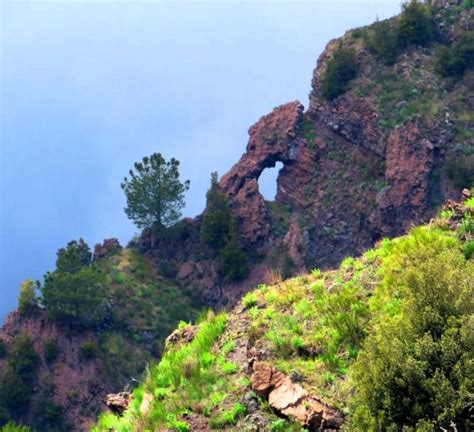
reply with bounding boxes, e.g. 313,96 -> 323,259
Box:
93,197 -> 474,431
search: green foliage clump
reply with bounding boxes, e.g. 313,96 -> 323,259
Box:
79,342 -> 97,360
367,19 -> 399,65
0,340 -> 6,359
41,240 -> 107,328
218,219 -> 249,281
321,45 -> 358,100
348,228 -> 474,431
436,31 -> 474,79
398,0 -> 433,47
0,335 -> 39,420
43,339 -> 59,364
17,279 -> 38,316
208,403 -> 246,428
201,173 -> 248,281
445,154 -> 474,190
121,153 -> 190,229
201,172 -> 232,250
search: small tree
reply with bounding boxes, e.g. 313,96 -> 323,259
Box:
121,153 -> 190,229
18,279 -> 38,316
218,219 -> 249,281
41,240 -> 107,328
56,239 -> 92,273
398,0 -> 433,47
201,172 -> 232,250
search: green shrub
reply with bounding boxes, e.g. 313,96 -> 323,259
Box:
79,342 -> 97,360
0,340 -> 6,359
269,419 -> 288,431
398,0 -> 433,47
209,403 -> 246,428
435,31 -> 474,79
367,19 -> 399,65
0,369 -> 30,410
9,335 -> 39,383
321,45 -> 358,100
445,154 -> 474,189
242,292 -> 257,309
218,219 -> 248,281
17,279 -> 38,316
30,398 -> 66,432
201,172 -> 232,250
348,229 -> 474,431
464,241 -> 474,259
44,339 -> 58,364
0,335 -> 38,415
201,173 -> 248,281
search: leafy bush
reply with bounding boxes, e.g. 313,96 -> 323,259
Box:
398,0 -> 433,47
79,342 -> 97,360
0,335 -> 39,414
348,229 -> 474,431
208,403 -> 245,428
201,172 -> 232,250
218,221 -> 249,282
445,154 -> 474,189
435,31 -> 474,79
367,19 -> 399,65
321,45 -> 358,100
464,240 -> 474,259
242,292 -> 257,309
0,340 -> 6,358
44,339 -> 59,364
201,173 -> 248,281
17,279 -> 37,316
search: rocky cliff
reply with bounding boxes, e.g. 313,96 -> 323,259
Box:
139,0 -> 472,307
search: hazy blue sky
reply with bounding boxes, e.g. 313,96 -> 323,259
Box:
0,0 -> 400,322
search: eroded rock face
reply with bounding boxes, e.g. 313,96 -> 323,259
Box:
220,101 -> 304,247
370,120 -> 436,236
251,361 -> 344,431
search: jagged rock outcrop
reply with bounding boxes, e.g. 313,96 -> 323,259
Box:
105,392 -> 132,416
220,101 -> 304,248
251,361 -> 344,431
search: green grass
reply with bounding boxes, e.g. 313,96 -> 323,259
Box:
94,312 -> 228,431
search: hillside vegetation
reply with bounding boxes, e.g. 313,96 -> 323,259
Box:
93,193 -> 474,431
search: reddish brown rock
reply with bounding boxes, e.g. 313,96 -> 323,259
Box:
105,392 -> 132,416
93,238 -> 121,260
220,101 -> 304,248
370,120 -> 435,236
251,361 -> 344,430
165,324 -> 198,347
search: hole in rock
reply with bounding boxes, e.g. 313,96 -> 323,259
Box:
258,162 -> 284,201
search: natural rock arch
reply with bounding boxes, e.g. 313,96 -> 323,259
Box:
219,101 -> 304,247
